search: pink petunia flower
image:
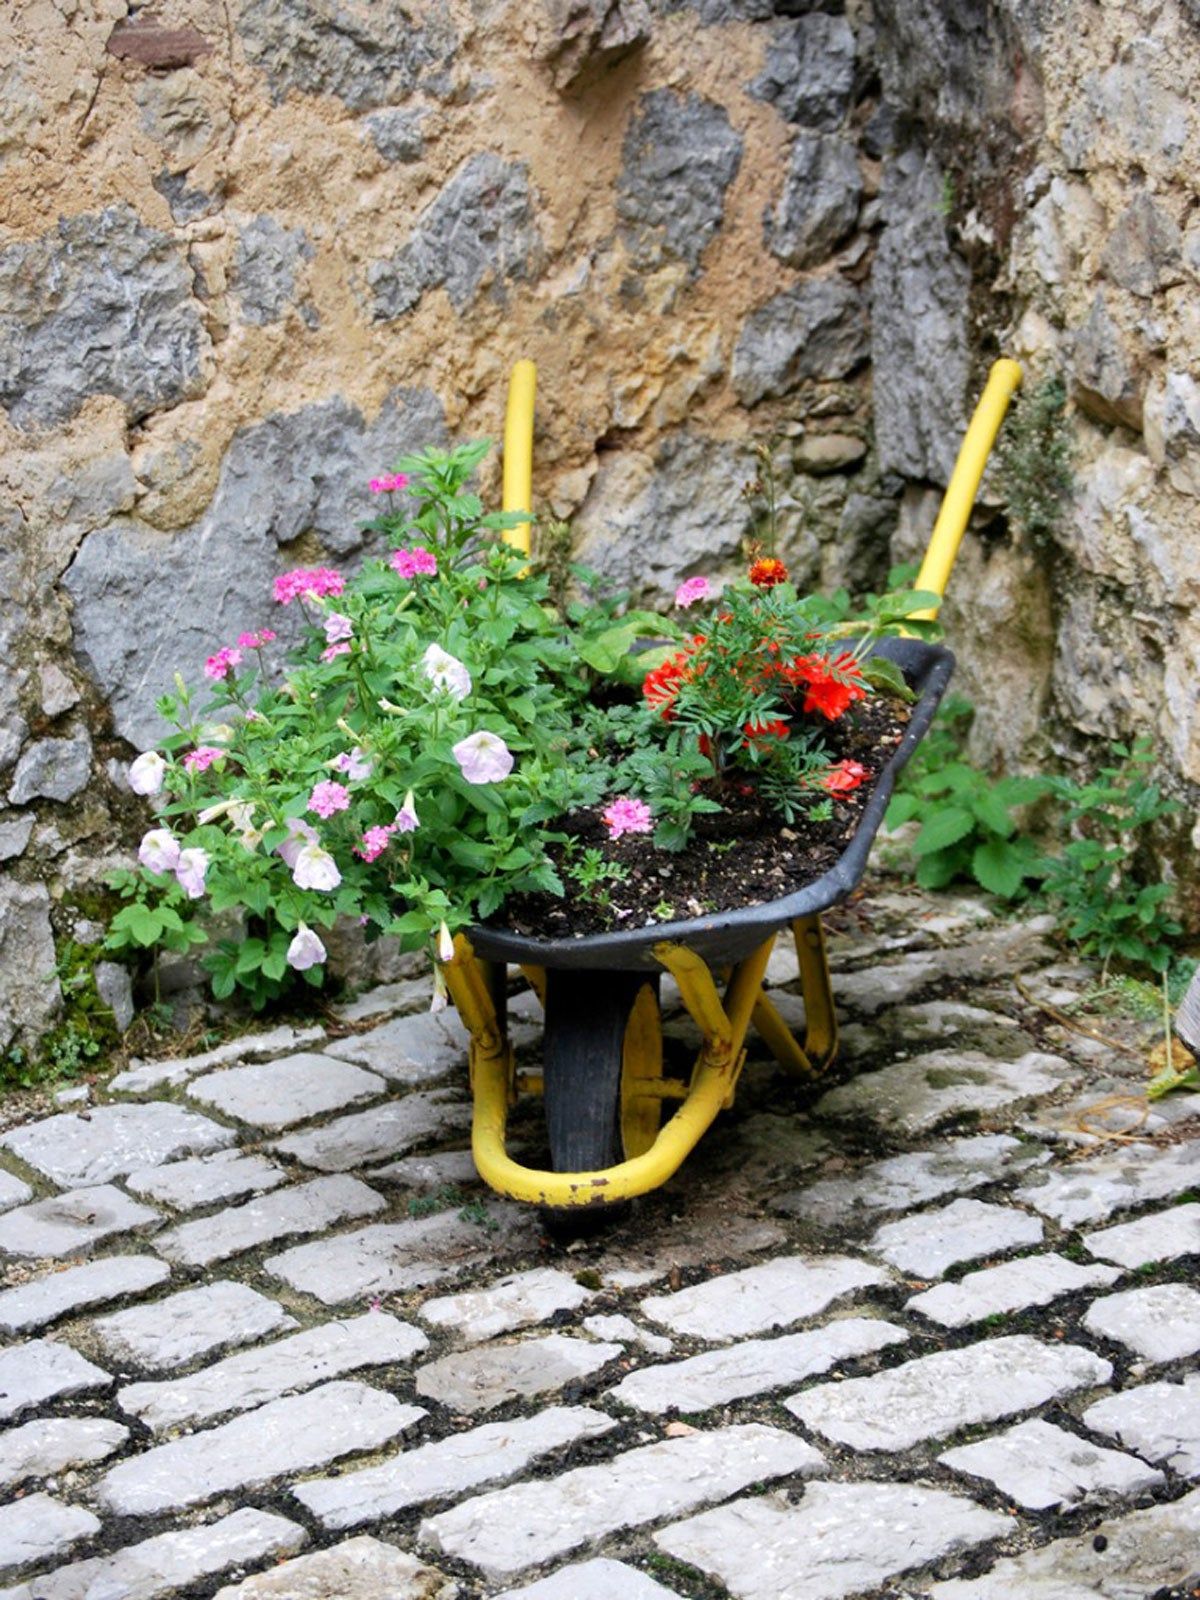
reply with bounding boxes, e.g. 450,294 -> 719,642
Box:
174,846 -> 210,899
203,647 -> 243,680
273,567 -> 345,605
674,575 -> 712,609
390,546 -> 438,579
321,642 -> 352,663
128,751 -> 166,795
602,796 -> 654,839
355,825 -> 394,863
276,815 -> 318,868
308,780 -> 351,819
138,828 -> 180,874
324,613 -> 353,644
393,790 -> 419,833
422,643 -> 471,701
286,923 -> 327,970
182,746 -> 224,774
333,747 -> 372,781
452,730 -> 514,784
291,841 -> 341,892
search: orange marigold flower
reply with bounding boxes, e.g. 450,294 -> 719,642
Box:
820,759 -> 869,795
748,556 -> 788,589
643,643 -> 701,718
787,651 -> 867,721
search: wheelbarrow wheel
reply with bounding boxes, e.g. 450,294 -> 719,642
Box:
540,968 -> 662,1233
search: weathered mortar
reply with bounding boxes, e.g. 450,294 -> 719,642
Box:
1,0 -> 1198,1048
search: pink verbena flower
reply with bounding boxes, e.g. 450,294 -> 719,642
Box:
390,546 -> 438,579
602,796 -> 653,839
355,825 -> 394,863
308,780 -> 351,819
321,641 -> 351,663
324,613 -> 353,644
369,473 -> 410,494
674,575 -> 712,609
237,629 -> 276,649
273,567 -> 345,605
182,746 -> 224,774
203,646 -> 243,680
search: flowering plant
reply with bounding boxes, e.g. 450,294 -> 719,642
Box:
110,440 -> 938,1004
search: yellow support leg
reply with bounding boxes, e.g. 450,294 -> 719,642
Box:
501,359 -> 536,556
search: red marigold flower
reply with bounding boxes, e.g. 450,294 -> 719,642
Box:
820,759 -> 869,795
643,642 -> 702,719
742,717 -> 789,747
787,651 -> 867,721
748,557 -> 788,589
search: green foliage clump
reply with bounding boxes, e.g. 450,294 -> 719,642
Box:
996,375 -> 1074,546
0,940 -> 119,1091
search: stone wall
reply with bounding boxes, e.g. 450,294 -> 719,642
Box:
1,0 -> 1198,1049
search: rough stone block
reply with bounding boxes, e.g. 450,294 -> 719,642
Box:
0,1185 -> 160,1259
495,1559 -> 681,1599
766,131 -> 861,269
907,1252 -> 1119,1328
1083,1374 -> 1200,1477
419,1267 -> 592,1343
212,1536 -> 456,1600
750,14 -> 856,129
617,90 -> 742,274
814,1049 -> 1075,1136
231,216 -> 313,326
294,1406 -> 615,1530
868,1198 -> 1044,1277
0,1417 -> 129,1491
1018,1143 -> 1200,1227
657,1481 -> 1007,1600
1083,1282 -> 1200,1364
420,1424 -> 824,1580
269,1090 -> 470,1171
732,279 -> 868,405
787,1336 -> 1112,1452
188,1053 -> 384,1131
7,733 -> 92,805
1083,1202 -> 1200,1268
1,1102 -> 234,1188
0,1494 -> 101,1581
97,1380 -> 425,1516
125,1149 -> 287,1210
0,1255 -> 171,1335
0,880 -> 61,1053
155,1174 -> 385,1267
415,1333 -> 621,1414
325,1009 -> 474,1084
110,1025 -> 327,1094
92,1279 -> 296,1371
0,1340 -> 111,1422
0,1169 -> 32,1213
641,1253 -> 889,1341
938,1417 -> 1165,1510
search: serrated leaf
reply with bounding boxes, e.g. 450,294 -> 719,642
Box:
912,805 -> 975,856
915,848 -> 964,888
971,839 -> 1028,898
970,789 -> 1017,839
885,793 -> 920,826
992,774 -> 1051,807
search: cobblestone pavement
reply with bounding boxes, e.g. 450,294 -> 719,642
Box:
1,888 -> 1198,1599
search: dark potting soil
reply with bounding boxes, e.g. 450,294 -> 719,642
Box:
492,694 -> 912,939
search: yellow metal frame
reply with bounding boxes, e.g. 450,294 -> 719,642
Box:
449,355 -> 1022,1207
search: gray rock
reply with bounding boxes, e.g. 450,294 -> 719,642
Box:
871,152 -> 970,481
0,880 -> 60,1052
111,1023 -> 327,1094
938,1418 -> 1165,1511
237,0 -> 458,111
363,108 -> 425,163
371,1148 -> 480,1190
641,1253 -> 889,1340
2,1102 -> 234,1188
212,1537 -> 454,1600
188,1052 -> 384,1131
0,1417 -> 129,1491
37,665 -> 79,718
867,1197 -> 1043,1277
415,1332 -> 622,1414
1083,1202 -> 1200,1269
732,279 -> 868,405
0,813 -> 34,862
420,1267 -> 592,1343
1070,291 -> 1145,431
0,1508 -> 307,1600
0,1168 -> 33,1212
495,1560 -> 682,1600
814,1049 -> 1076,1136
1083,1374 -> 1200,1478
325,1009 -> 470,1083
1083,1283 -> 1200,1365
296,1406 -> 614,1531
789,1336 -> 1112,1450
0,1339 -> 111,1423
0,1255 -> 170,1335
1102,192 -> 1183,297
269,1089 -> 470,1171
93,961 -> 134,1032
125,1148 -> 287,1209
120,1310 -> 427,1432
657,1481 -> 1007,1600
907,1252 -> 1119,1329
750,15 -> 856,129
231,216 -> 314,325
538,0 -> 652,92
929,1486 -> 1200,1598
766,132 -> 862,267
0,1494 -> 101,1580
1161,370 -> 1200,496
617,90 -> 742,274
7,733 -> 92,805
420,1424 -> 823,1580
0,206 -> 208,431
0,1185 -> 161,1259
97,1379 -> 424,1515
63,386 -> 445,750
610,1316 -> 906,1414
92,1280 -> 296,1372
155,1174 -> 386,1267
1018,1141 -> 1200,1227
369,153 -> 542,319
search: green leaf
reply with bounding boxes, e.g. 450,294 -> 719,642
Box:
915,847 -> 965,888
971,839 -> 1028,898
885,793 -> 920,827
970,789 -> 1017,839
859,655 -> 914,700
912,805 -> 975,856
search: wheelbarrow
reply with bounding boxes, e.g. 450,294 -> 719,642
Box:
442,357 -> 1024,1213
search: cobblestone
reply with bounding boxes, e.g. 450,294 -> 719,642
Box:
937,1417 -> 1165,1509
156,1174 -> 385,1266
641,1254 -> 889,1340
110,1025 -> 326,1093
494,1559 -> 683,1598
269,1090 -> 471,1171
0,1495 -> 101,1580
211,1537 -> 455,1600
120,1310 -> 428,1431
98,1380 -> 425,1515
0,1103 -> 233,1188
1017,1140 -> 1200,1225
814,1049 -> 1077,1135
0,1185 -> 160,1257
0,1416 -> 129,1489
0,1509 -> 307,1600
415,1333 -> 622,1413
657,1481 -> 1008,1600
91,1280 -> 296,1370
187,1053 -> 385,1131
1082,1200 -> 1200,1267
125,1150 -> 287,1209
0,1339 -> 111,1421
0,1255 -> 170,1333
582,1312 -> 673,1354
0,1170 -> 32,1211
928,1485 -> 1200,1596
419,1268 -> 592,1343
867,1197 -> 1044,1276
611,1316 -> 907,1413
1082,1281 -> 1200,1363
420,1424 -> 824,1580
907,1252 -> 1119,1327
787,1336 -> 1112,1451
1083,1373 -> 1200,1475
325,1010 -> 472,1083
294,1406 -> 615,1530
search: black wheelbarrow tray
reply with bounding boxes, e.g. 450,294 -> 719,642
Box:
440,358 -> 1022,1211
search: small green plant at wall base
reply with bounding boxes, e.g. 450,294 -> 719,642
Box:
1040,739 -> 1181,975
996,375 -> 1074,545
885,697 -> 1048,898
